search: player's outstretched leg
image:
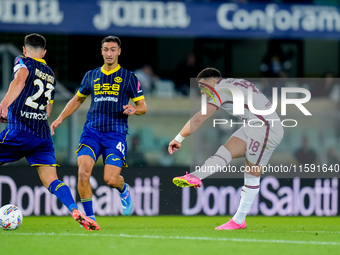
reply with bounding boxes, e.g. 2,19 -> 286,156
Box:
119,183 -> 133,216
173,146 -> 231,188
72,209 -> 101,231
215,218 -> 246,230
46,178 -> 100,230
216,173 -> 259,230
173,172 -> 202,188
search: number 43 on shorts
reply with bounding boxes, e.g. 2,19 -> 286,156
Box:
116,142 -> 125,155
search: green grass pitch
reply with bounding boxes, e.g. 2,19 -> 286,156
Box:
1,216 -> 339,255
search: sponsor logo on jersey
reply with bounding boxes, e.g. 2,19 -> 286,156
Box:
20,111 -> 47,120
94,97 -> 118,102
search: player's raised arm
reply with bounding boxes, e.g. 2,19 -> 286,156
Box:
0,68 -> 28,120
50,93 -> 86,135
168,103 -> 217,155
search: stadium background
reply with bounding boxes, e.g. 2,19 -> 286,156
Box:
0,0 -> 339,216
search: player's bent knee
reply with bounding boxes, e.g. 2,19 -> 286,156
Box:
104,176 -> 120,188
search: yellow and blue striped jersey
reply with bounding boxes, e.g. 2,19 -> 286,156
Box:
7,55 -> 56,138
78,64 -> 144,134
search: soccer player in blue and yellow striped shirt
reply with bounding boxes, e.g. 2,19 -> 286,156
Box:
0,33 -> 99,231
51,36 -> 147,223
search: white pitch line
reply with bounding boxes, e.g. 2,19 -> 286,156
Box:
127,228 -> 340,234
245,230 -> 340,234
1,232 -> 340,246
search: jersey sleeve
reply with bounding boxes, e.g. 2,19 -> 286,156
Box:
128,73 -> 145,102
13,55 -> 27,74
77,71 -> 91,97
208,86 -> 232,109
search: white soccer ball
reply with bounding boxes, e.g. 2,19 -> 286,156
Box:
0,204 -> 23,230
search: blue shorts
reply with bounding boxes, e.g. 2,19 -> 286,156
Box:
0,128 -> 57,166
76,126 -> 127,167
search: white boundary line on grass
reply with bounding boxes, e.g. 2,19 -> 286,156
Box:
3,232 -> 340,246
245,230 -> 340,234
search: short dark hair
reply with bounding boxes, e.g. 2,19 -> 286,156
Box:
197,67 -> 221,80
24,33 -> 46,49
101,36 -> 121,48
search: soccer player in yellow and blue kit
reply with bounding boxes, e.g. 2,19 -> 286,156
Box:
0,33 -> 99,231
51,36 -> 147,223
